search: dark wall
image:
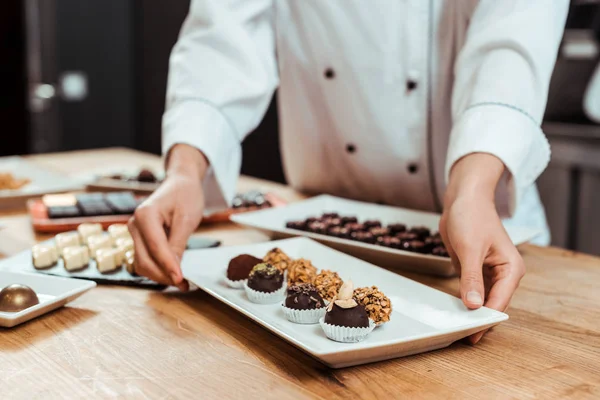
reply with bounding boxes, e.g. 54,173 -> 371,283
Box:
0,1 -> 29,155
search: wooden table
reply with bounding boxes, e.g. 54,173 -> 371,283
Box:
1,148 -> 599,399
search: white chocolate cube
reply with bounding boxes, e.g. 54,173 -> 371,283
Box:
87,234 -> 112,258
124,250 -> 136,275
115,237 -> 134,254
55,232 -> 81,255
32,243 -> 58,269
62,246 -> 90,271
108,224 -> 130,241
77,223 -> 103,244
95,248 -> 122,273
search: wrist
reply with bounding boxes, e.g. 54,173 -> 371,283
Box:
444,153 -> 504,208
165,144 -> 209,181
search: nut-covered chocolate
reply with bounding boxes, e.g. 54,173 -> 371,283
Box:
353,286 -> 392,325
227,254 -> 263,281
287,258 -> 318,285
247,263 -> 284,293
314,270 -> 343,301
263,247 -> 292,272
285,283 -> 325,310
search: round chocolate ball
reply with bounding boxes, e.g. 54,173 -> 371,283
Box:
286,220 -> 307,231
0,284 -> 40,312
137,169 -> 158,183
350,231 -> 376,244
227,254 -> 263,281
324,302 -> 369,328
387,223 -> 407,234
363,220 -> 382,229
247,263 -> 284,293
285,283 -> 325,310
340,216 -> 358,225
409,226 -> 431,239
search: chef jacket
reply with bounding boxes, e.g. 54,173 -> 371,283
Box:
162,0 -> 569,245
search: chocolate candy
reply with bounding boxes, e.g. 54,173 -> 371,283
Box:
432,246 -> 450,257
328,226 -> 351,239
0,284 -> 39,312
307,221 -> 330,234
396,232 -> 419,242
324,302 -> 369,328
369,227 -> 390,238
247,263 -> 284,293
286,220 -> 307,231
108,224 -> 130,242
377,236 -> 401,249
387,223 -> 407,234
322,217 -> 342,227
340,216 -> 358,225
409,226 -> 431,239
105,192 -> 138,214
344,222 -> 366,232
32,243 -> 58,269
77,223 -> 103,244
95,248 -> 122,273
137,169 -> 158,183
62,246 -> 90,271
227,254 -> 263,281
321,212 -> 339,219
363,220 -> 382,229
400,240 -> 427,253
55,232 -> 81,255
350,231 -> 376,244
87,234 -> 112,259
285,283 -> 325,310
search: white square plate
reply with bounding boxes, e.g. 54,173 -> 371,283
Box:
0,157 -> 85,205
231,195 -> 542,276
0,271 -> 96,328
181,237 -> 508,368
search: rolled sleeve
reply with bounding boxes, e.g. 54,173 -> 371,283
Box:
162,100 -> 241,211
445,103 -> 551,216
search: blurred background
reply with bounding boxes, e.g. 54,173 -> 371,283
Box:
1,0 -> 600,255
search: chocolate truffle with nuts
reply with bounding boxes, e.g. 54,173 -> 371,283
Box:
247,263 -> 284,293
285,283 -> 325,310
353,286 -> 392,325
263,247 -> 292,272
324,280 -> 369,328
287,258 -> 318,285
314,270 -> 343,301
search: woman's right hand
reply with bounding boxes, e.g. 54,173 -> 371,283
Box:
128,144 -> 208,291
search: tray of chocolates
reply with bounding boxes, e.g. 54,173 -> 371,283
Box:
28,190 -> 288,234
0,270 -> 95,328
180,237 -> 508,368
3,223 -> 221,289
231,195 -> 543,277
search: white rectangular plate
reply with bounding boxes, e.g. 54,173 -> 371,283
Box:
231,195 -> 542,276
181,238 -> 508,368
0,271 -> 96,328
0,157 -> 85,204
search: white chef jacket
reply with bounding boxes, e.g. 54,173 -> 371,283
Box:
162,0 -> 569,245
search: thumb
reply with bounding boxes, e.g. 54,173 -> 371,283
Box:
456,249 -> 485,309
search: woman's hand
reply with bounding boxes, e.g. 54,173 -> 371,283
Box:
128,144 -> 208,291
440,153 -> 526,344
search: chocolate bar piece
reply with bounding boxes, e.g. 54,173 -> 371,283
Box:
77,201 -> 114,216
105,192 -> 138,214
47,205 -> 81,219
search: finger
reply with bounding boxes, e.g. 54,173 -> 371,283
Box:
128,219 -> 173,285
134,205 -> 183,285
468,330 -> 486,345
455,248 -> 486,309
438,225 -> 461,276
484,265 -> 523,312
167,211 -> 198,261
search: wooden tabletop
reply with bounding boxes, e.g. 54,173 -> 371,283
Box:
0,148 -> 599,399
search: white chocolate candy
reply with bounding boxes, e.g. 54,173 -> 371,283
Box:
62,246 -> 90,271
124,250 -> 136,275
95,248 -> 122,273
55,232 -> 81,255
32,243 -> 58,269
87,234 -> 112,259
78,223 -> 103,244
108,224 -> 130,241
115,237 -> 134,253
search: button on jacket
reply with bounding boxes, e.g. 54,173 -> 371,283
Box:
163,0 -> 569,244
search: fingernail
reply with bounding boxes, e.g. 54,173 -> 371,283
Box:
466,291 -> 483,306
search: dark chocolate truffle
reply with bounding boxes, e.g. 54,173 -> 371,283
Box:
363,220 -> 382,229
227,254 -> 263,281
350,231 -> 376,244
396,231 -> 419,242
285,283 -> 325,310
286,220 -> 307,231
321,212 -> 339,219
344,222 -> 366,232
247,263 -> 284,293
409,226 -> 431,239
377,236 -> 401,249
0,284 -> 39,312
387,223 -> 407,234
401,240 -> 427,253
327,226 -> 351,239
307,221 -> 330,234
324,302 -> 369,328
369,227 -> 390,238
432,246 -> 450,257
340,216 -> 358,225
137,169 -> 158,183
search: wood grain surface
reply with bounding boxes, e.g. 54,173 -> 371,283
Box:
0,148 -> 599,400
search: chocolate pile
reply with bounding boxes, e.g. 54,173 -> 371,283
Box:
286,213 -> 449,257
